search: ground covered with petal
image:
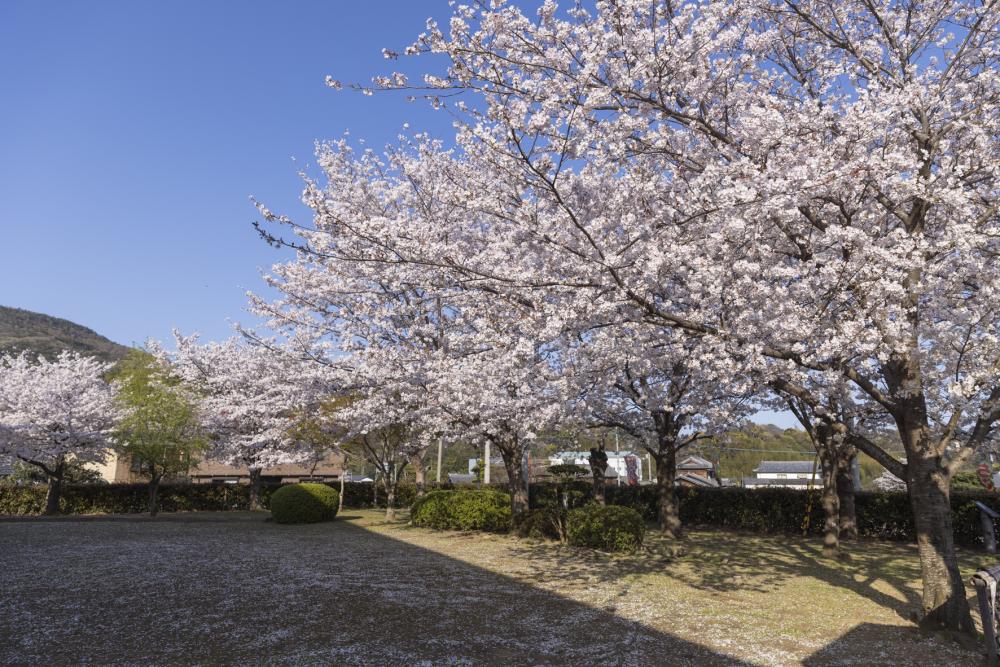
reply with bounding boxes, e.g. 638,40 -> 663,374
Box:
0,510 -> 985,666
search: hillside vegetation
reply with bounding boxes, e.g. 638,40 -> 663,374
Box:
0,306 -> 130,362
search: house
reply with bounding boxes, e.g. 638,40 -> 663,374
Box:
548,451 -> 644,484
0,455 -> 14,479
743,460 -> 818,489
87,450 -> 346,485
675,455 -> 720,488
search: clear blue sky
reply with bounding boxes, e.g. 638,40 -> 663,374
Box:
0,1 -> 797,428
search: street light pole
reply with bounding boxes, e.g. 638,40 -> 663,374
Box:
436,437 -> 443,484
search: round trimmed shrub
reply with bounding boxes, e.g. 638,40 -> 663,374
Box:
411,489 -> 512,533
566,504 -> 645,552
270,483 -> 339,524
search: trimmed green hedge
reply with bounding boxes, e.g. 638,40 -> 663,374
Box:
4,479 -> 999,550
566,504 -> 645,552
410,489 -> 512,533
270,483 -> 339,524
0,481 -> 432,516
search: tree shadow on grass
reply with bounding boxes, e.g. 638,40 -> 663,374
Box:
0,514 -> 753,666
507,529 -> 932,625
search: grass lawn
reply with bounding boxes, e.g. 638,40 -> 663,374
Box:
0,510 -> 987,666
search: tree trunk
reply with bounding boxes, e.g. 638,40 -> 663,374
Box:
498,443 -> 529,517
383,468 -> 398,520
905,442 -> 973,633
148,472 -> 162,517
655,450 -> 682,538
339,471 -> 345,514
248,468 -> 263,511
409,452 -> 427,497
43,459 -> 66,516
819,454 -> 840,557
836,452 -> 858,540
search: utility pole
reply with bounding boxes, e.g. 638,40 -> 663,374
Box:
615,428 -> 621,486
483,440 -> 491,485
436,437 -> 443,484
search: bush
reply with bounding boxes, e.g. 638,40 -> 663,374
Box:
566,504 -> 645,552
513,507 -> 564,540
270,483 -> 339,524
411,489 -> 511,533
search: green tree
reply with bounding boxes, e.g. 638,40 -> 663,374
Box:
111,350 -> 206,516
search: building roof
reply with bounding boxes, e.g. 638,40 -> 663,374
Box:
677,473 -> 719,488
743,476 -> 818,487
677,456 -> 714,471
753,460 -> 816,474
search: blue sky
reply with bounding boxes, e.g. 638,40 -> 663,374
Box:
0,1 -> 797,428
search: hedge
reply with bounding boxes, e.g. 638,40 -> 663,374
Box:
0,481 -> 427,516
270,483 -> 339,524
4,479 -> 1000,549
411,489 -> 512,533
566,504 -> 645,552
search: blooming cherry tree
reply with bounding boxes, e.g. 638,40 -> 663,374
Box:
323,0 -> 998,631
0,351 -> 116,514
162,333 -> 330,510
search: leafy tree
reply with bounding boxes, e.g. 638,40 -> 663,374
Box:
111,350 -> 206,516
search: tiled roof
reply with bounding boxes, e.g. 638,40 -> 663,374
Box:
677,456 -> 714,470
753,460 -> 816,474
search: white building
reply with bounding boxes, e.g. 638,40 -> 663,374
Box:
743,460 -> 818,489
548,451 -> 644,484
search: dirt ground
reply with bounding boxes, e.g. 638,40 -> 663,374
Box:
0,510 -> 987,666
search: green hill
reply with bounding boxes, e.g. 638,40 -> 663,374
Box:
0,306 -> 130,362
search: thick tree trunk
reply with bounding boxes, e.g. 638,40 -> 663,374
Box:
819,454 -> 840,557
655,450 -> 682,538
836,452 -> 858,540
498,444 -> 529,517
905,440 -> 973,633
148,473 -> 162,517
41,457 -> 67,516
248,468 -> 263,511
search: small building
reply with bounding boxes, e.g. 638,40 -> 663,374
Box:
87,450 -> 346,485
745,460 -> 818,489
675,455 -> 720,488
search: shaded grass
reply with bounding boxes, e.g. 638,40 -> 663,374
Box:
0,510 -> 987,666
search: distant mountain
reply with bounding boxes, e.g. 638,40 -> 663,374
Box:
0,306 -> 131,362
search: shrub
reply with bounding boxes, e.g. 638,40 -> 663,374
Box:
411,489 -> 511,533
269,483 -> 339,524
410,490 -> 454,528
566,504 -> 645,552
513,507 -> 564,540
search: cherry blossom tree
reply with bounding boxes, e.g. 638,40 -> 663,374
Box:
320,0 -> 998,632
562,326 -> 754,537
161,333 -> 330,510
249,220 -> 562,517
0,351 -> 116,514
